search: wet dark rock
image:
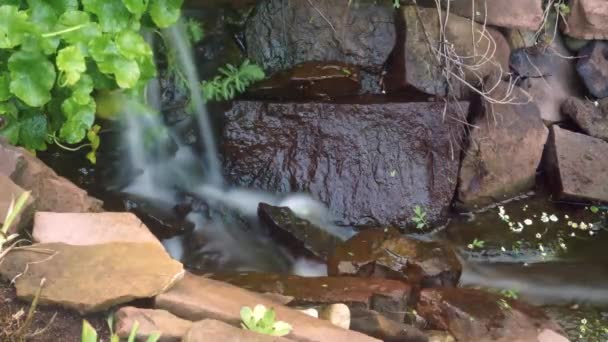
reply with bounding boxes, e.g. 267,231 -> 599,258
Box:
545,125 -> 608,203
563,0 -> 608,40
457,80 -> 548,209
510,29 -> 583,123
222,101 -> 467,228
124,195 -> 195,239
328,230 -> 462,288
247,62 -> 361,100
399,5 -> 510,98
576,41 -> 608,99
350,308 -> 428,342
258,203 -> 346,260
416,288 -> 566,342
439,0 -> 543,30
561,96 -> 608,141
245,0 -> 395,94
211,272 -> 412,322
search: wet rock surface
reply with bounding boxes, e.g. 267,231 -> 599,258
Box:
457,80 -> 548,208
0,242 -> 184,314
258,203 -> 346,260
223,101 -> 466,227
184,319 -> 293,342
563,0 -> 608,40
32,212 -> 163,248
245,0 -> 395,93
210,272 -> 411,322
0,174 -> 34,235
350,308 -> 428,342
576,41 -> 608,99
115,307 -> 193,342
416,288 -> 566,342
155,273 -> 381,342
441,0 -> 543,30
561,96 -> 608,141
400,5 -> 510,98
0,139 -> 103,214
545,125 -> 608,203
328,230 -> 462,287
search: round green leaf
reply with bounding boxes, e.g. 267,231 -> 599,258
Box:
123,0 -> 148,15
149,0 -> 183,28
116,30 -> 151,59
82,0 -> 131,33
113,57 -> 140,88
18,111 -> 48,151
0,72 -> 10,102
57,46 -> 86,86
56,11 -> 102,45
0,102 -> 19,144
9,50 -> 56,107
60,96 -> 95,143
0,5 -> 34,49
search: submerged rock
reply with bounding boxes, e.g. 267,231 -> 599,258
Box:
439,0 -> 544,31
32,212 -> 163,248
115,307 -> 193,342
0,138 -> 103,213
211,272 -> 411,322
399,5 -> 510,98
416,288 -> 566,342
350,308 -> 428,342
328,230 -> 461,287
561,96 -> 608,141
545,125 -> 608,203
222,101 -> 466,228
457,80 -> 548,208
258,203 -> 347,260
0,242 -> 184,314
155,273 -> 381,342
576,41 -> 608,99
245,0 -> 395,93
563,0 -> 608,40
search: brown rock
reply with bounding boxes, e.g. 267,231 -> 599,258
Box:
0,242 -> 184,313
211,272 -> 411,322
32,212 -> 163,248
443,0 -> 543,30
561,97 -> 608,141
223,101 -> 466,228
0,174 -> 34,235
537,329 -> 570,342
328,230 -> 462,288
115,307 -> 192,342
0,139 -> 103,213
416,288 -> 563,342
401,5 -> 510,98
457,80 -> 548,208
155,273 -> 381,342
563,0 -> 608,40
350,308 -> 428,342
184,319 -> 293,342
545,125 -> 608,202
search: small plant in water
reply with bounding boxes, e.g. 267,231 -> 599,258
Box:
467,238 -> 485,250
500,289 -> 519,300
81,315 -> 160,342
411,205 -> 428,230
201,60 -> 265,102
240,304 -> 292,337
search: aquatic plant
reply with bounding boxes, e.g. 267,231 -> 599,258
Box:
411,205 -> 428,230
201,60 -> 265,102
240,304 -> 292,337
0,0 -> 183,161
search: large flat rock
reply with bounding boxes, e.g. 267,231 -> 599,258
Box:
155,273 -> 381,342
115,307 -> 193,342
545,126 -> 608,202
0,242 -> 184,314
184,319 -> 293,342
33,212 -> 163,248
222,101 -> 466,228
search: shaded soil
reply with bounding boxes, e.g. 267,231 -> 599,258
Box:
0,281 -> 108,342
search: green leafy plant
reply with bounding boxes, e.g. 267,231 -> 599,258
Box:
500,289 -> 519,300
393,0 -> 401,8
240,304 -> 292,337
0,191 -> 30,253
577,317 -> 608,341
201,59 -> 265,102
0,0 -> 184,162
411,205 -> 428,230
467,238 -> 485,250
81,315 -> 160,342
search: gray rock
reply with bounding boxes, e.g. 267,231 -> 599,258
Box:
245,0 -> 395,94
577,41 -> 608,99
0,242 -> 184,314
561,96 -> 608,141
439,0 -> 544,31
457,80 -> 548,208
545,125 -> 608,202
222,101 -> 467,227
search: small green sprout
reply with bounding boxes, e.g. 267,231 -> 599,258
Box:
500,289 -> 519,300
81,315 -> 160,342
411,205 -> 428,230
467,238 -> 485,250
0,191 -> 30,253
240,304 -> 292,337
